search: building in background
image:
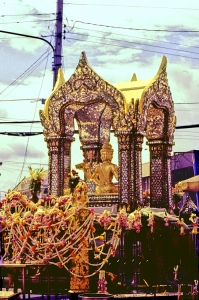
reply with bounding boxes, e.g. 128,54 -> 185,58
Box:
142,150 -> 199,206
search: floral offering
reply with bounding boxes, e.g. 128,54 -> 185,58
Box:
172,185 -> 184,203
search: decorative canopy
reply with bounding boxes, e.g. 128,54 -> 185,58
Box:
39,52 -> 176,209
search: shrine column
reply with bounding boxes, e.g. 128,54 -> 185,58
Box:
116,132 -> 131,206
46,136 -> 74,196
62,136 -> 75,195
130,136 -> 136,208
134,134 -> 144,206
46,137 -> 60,196
148,141 -> 173,208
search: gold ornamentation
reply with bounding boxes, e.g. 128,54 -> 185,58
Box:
146,105 -> 165,139
39,52 -> 176,208
78,141 -> 118,194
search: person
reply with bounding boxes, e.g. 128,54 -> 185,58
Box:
78,140 -> 118,194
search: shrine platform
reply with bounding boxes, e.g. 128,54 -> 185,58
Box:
13,293 -> 188,299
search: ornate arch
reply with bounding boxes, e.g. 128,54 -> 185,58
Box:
138,56 -> 175,142
40,52 -> 126,138
137,56 -> 176,208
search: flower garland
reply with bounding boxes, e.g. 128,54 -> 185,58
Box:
128,210 -> 142,233
177,218 -> 186,236
29,166 -> 46,195
1,169 -> 194,279
147,211 -> 154,233
189,213 -> 198,235
0,180 -> 122,279
172,186 -> 184,203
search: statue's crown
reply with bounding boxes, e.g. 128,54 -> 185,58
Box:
101,140 -> 113,154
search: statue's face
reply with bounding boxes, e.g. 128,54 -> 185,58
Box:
101,151 -> 112,162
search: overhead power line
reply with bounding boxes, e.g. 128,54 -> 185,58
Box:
0,30 -> 54,51
74,26 -> 199,49
0,49 -> 52,97
72,20 -> 199,33
3,161 -> 48,165
0,132 -> 42,136
0,19 -> 55,25
0,124 -> 199,137
64,3 -> 199,10
67,37 -> 199,60
70,31 -> 199,56
176,124 -> 199,129
0,98 -> 45,102
0,13 -> 55,17
0,121 -> 41,124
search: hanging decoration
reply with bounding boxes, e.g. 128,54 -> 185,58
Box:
147,211 -> 154,233
189,213 -> 198,235
28,166 -> 46,203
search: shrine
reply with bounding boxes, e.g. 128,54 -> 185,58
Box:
0,52 -> 198,299
40,51 -> 175,210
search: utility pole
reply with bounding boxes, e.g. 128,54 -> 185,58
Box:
53,0 -> 63,87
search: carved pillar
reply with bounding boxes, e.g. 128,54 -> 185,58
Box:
46,137 -> 60,196
130,135 -> 136,208
62,136 -> 75,195
148,141 -> 173,208
46,136 -> 74,196
116,132 -> 131,206
165,144 -> 173,208
135,134 -> 144,207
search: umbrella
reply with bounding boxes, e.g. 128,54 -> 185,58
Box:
177,175 -> 199,193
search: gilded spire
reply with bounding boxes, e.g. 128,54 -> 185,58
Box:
131,73 -> 137,81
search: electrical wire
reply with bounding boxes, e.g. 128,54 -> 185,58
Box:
63,3 -> 199,11
174,137 -> 199,140
0,51 -> 52,99
3,161 -> 48,165
74,26 -> 199,50
66,37 -> 199,60
72,20 -> 199,33
0,98 -> 44,102
69,31 -> 199,56
175,102 -> 199,104
0,37 -> 29,40
0,49 -> 52,97
0,124 -> 42,128
1,13 -> 55,17
0,19 -> 56,25
0,116 -> 40,121
0,121 -> 40,123
16,43 -> 51,184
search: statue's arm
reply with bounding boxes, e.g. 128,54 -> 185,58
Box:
113,164 -> 119,181
91,166 -> 100,185
76,162 -> 92,180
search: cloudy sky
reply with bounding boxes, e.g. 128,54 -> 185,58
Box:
0,0 -> 199,198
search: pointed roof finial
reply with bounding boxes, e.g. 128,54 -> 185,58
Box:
80,51 -> 88,62
131,73 -> 137,81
